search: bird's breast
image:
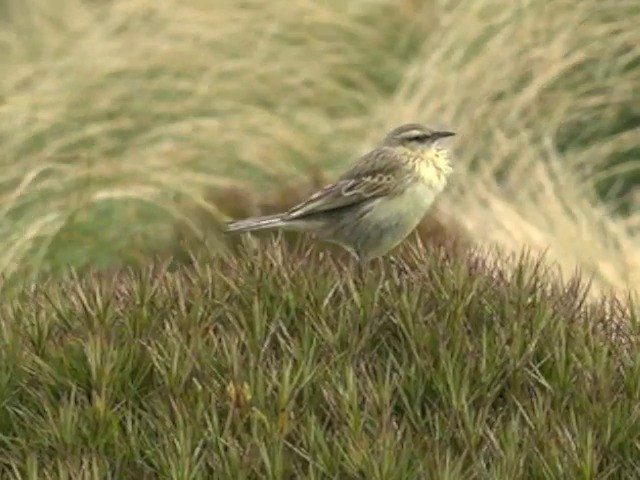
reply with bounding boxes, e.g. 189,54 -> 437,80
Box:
415,156 -> 450,193
370,179 -> 439,225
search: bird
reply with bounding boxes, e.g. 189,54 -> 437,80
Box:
225,123 -> 455,264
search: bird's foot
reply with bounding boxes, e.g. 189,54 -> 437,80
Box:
388,255 -> 411,278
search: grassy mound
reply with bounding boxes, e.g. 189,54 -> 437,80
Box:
0,239 -> 637,477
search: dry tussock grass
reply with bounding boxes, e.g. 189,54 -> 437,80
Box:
0,0 -> 638,295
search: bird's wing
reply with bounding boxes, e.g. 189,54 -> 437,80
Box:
284,147 -> 409,220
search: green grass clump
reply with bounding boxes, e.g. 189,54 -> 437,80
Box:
0,239 -> 637,478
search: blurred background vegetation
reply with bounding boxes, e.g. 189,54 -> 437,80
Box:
0,0 -> 638,293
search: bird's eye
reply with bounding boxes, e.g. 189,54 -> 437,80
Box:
407,133 -> 431,142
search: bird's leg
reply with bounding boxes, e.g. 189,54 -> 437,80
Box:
389,255 -> 401,271
349,250 -> 365,287
389,255 -> 409,278
357,259 -> 366,286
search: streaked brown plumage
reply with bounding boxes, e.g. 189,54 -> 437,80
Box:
225,123 -> 455,262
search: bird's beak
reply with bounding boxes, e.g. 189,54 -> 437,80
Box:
434,131 -> 456,139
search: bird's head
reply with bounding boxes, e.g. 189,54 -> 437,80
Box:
383,123 -> 455,151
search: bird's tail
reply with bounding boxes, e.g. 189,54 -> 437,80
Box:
224,213 -> 288,233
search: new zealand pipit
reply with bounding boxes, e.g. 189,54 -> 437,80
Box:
225,123 -> 455,264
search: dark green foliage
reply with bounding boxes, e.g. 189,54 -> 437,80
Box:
0,238 -> 637,478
